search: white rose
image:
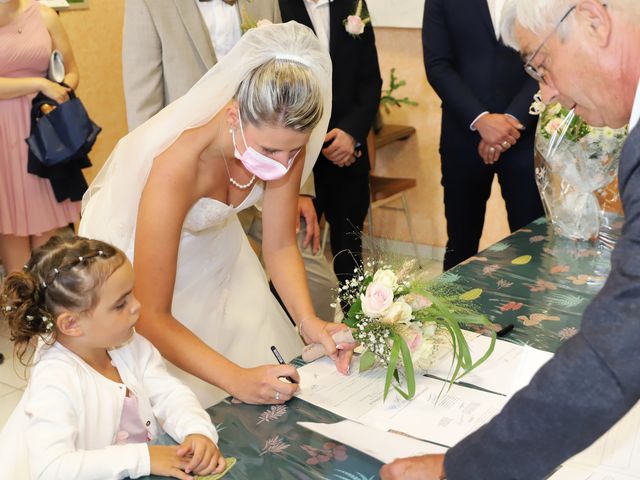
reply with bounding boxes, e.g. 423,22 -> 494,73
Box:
345,15 -> 365,35
401,293 -> 433,312
411,338 -> 436,373
381,300 -> 413,324
397,324 -> 436,373
544,118 -> 564,136
421,321 -> 437,338
548,103 -> 562,116
256,19 -> 273,28
361,282 -> 394,318
373,269 -> 398,290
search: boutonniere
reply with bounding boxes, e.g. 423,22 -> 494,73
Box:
240,6 -> 273,33
344,0 -> 371,37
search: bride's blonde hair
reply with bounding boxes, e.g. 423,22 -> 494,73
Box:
235,58 -> 324,133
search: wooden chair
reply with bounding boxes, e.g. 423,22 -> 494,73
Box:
366,130 -> 421,264
319,130 -> 421,265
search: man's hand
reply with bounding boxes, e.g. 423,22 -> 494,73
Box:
380,454 -> 446,480
297,195 -> 321,253
478,139 -> 501,165
322,128 -> 358,167
474,113 -> 523,149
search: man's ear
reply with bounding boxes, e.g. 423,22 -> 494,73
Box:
576,0 -> 611,48
56,311 -> 83,337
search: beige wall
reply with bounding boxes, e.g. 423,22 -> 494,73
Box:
58,6 -> 510,253
58,0 -> 127,184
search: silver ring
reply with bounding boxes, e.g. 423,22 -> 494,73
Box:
275,391 -> 281,401
488,146 -> 496,153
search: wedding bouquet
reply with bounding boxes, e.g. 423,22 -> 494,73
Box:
335,260 -> 495,400
532,93 -> 626,240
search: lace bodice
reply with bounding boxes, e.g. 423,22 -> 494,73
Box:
183,181 -> 264,232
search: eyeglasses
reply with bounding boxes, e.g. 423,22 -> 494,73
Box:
524,5 -> 577,84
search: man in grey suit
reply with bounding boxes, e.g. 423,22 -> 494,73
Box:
123,0 -> 281,130
122,0 -> 339,322
381,1 -> 640,479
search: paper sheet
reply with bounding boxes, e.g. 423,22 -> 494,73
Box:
428,336 -> 554,396
297,356 -> 432,422
298,420 -> 447,464
360,377 -> 508,447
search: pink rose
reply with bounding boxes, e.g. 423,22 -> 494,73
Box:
345,15 -> 366,35
361,282 -> 394,318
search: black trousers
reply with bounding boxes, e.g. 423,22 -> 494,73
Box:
314,171 -> 370,286
441,143 -> 544,271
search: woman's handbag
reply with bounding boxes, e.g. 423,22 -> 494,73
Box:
25,87 -> 101,167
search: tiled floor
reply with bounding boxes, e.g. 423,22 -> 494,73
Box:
0,321 -> 26,430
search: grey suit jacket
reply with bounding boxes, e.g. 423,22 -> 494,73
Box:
445,123 -> 640,478
122,0 -> 281,131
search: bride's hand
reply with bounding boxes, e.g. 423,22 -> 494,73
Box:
301,317 -> 356,375
228,364 -> 300,405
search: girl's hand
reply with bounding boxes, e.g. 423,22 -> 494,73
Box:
177,434 -> 226,476
38,78 -> 71,103
228,364 -> 300,404
300,316 -> 356,374
149,445 -> 192,480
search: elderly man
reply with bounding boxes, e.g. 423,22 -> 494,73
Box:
380,1 -> 640,479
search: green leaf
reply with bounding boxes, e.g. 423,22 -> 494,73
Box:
383,336 -> 401,401
344,298 -> 362,328
396,335 -> 416,399
359,350 -> 376,373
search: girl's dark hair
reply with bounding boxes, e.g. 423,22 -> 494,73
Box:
0,236 -> 126,365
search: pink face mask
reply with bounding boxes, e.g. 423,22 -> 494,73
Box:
231,115 -> 300,181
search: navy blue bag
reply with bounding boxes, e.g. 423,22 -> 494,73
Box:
26,89 -> 101,167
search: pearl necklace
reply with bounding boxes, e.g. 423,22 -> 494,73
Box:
221,134 -> 256,190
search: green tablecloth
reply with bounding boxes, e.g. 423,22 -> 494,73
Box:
140,217 -> 622,480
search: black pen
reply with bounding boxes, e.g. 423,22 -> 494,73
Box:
270,345 -> 298,384
497,323 -> 515,337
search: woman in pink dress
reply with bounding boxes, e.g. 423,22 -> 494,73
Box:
0,0 -> 80,273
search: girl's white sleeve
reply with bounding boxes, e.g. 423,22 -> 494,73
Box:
25,363 -> 150,480
137,337 -> 219,443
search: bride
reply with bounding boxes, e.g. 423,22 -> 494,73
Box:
79,22 -> 353,407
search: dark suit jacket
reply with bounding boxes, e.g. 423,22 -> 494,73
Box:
422,0 -> 538,160
279,0 -> 382,178
446,122 -> 640,478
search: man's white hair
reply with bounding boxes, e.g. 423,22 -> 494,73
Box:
500,0 -> 639,51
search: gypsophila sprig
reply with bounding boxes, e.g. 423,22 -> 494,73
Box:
338,259 -> 495,400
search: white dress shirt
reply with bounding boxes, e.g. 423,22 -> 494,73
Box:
470,0 -> 507,130
196,0 -> 242,59
630,78 -> 640,130
303,0 -> 332,51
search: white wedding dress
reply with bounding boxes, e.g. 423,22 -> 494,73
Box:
83,179 -> 304,407
141,183 -> 303,406
79,22 -> 332,408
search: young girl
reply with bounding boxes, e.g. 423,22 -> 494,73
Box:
0,236 -> 226,480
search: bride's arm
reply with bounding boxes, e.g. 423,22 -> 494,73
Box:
262,153 -> 353,374
133,144 -> 299,405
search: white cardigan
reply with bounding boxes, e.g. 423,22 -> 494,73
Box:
0,333 -> 218,479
